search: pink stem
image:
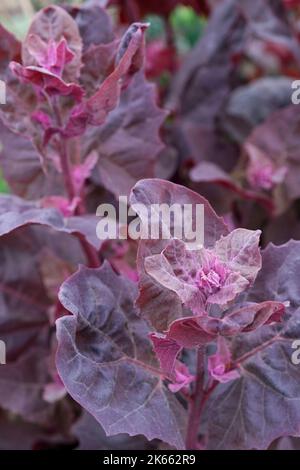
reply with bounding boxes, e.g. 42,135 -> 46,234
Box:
185,348 -> 217,449
59,138 -> 76,201
51,97 -> 100,268
185,347 -> 205,449
77,234 -> 101,269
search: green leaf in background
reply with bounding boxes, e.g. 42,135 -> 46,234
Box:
0,14 -> 31,40
145,14 -> 165,41
170,6 -> 205,51
0,170 -> 9,193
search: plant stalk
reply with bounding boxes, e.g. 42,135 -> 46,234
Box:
185,347 -> 205,449
185,348 -> 217,449
51,97 -> 100,268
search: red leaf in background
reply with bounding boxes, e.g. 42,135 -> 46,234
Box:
109,0 -> 208,21
146,40 -> 177,79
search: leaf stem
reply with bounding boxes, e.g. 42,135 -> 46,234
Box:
185,348 -> 217,449
51,96 -> 100,268
185,347 -> 205,449
59,138 -> 76,201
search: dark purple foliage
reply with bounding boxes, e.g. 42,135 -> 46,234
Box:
0,0 -> 300,451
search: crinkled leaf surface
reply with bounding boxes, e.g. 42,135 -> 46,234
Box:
56,262 -> 186,449
64,23 -> 148,137
0,122 -> 58,199
203,240 -> 300,449
145,230 -> 261,314
244,105 -> 300,204
0,200 -> 88,424
0,194 -> 101,250
86,73 -> 166,199
130,179 -> 228,330
0,25 -> 21,76
73,411 -> 155,450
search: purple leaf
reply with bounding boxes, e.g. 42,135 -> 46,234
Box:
203,241 -> 300,449
0,24 -> 21,75
248,239 -> 300,308
56,262 -> 186,449
214,228 -> 262,285
72,411 -> 155,450
24,36 -> 75,76
0,121 -> 61,198
222,77 -> 293,143
130,179 -> 228,331
0,194 -> 101,251
87,72 -> 166,198
205,307 -> 300,449
244,105 -> 300,207
64,23 -> 149,137
68,0 -> 114,51
189,161 -> 275,214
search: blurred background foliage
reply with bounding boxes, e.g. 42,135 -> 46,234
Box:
0,0 -> 205,42
0,0 -> 206,193
0,0 -> 77,38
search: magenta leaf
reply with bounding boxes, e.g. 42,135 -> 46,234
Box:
168,361 -> 195,394
222,77 -> 293,144
189,161 -> 275,214
248,239 -> 300,307
150,333 -> 182,377
149,300 -> 285,365
56,262 -> 186,449
208,336 -> 240,384
0,411 -> 69,450
24,36 -> 75,76
245,142 -> 287,191
10,62 -> 84,101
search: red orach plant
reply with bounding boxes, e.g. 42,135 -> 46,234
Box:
0,0 -> 300,451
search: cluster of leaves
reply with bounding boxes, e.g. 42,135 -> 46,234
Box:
0,0 -> 300,451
